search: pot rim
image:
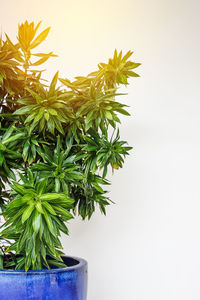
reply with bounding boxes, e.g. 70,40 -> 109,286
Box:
0,255 -> 87,275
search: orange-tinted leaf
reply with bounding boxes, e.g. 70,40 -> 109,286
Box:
31,56 -> 50,66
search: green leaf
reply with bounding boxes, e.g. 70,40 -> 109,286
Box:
48,108 -> 57,116
53,117 -> 64,135
32,210 -> 41,233
47,117 -> 55,134
36,202 -> 44,214
25,87 -> 43,103
12,182 -> 26,195
23,140 -> 30,161
13,106 -> 34,115
43,208 -> 56,235
2,123 -> 15,141
105,110 -> 113,120
27,168 -> 34,185
44,112 -> 50,121
0,151 -> 4,166
2,133 -> 25,145
40,193 -> 68,201
33,107 -> 45,123
53,216 -> 69,235
125,71 -> 140,77
47,259 -> 66,268
22,204 -> 34,223
115,108 -> 131,116
55,178 -> 60,192
42,201 -> 56,215
25,113 -> 37,124
54,206 -> 73,221
0,255 -> 4,269
31,144 -> 36,160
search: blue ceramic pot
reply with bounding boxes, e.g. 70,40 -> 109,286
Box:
0,256 -> 88,300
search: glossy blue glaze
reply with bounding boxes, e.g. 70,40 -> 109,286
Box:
0,256 -> 88,300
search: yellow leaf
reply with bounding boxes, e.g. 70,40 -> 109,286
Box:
30,27 -> 50,49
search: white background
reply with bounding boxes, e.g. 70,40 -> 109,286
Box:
1,0 -> 200,299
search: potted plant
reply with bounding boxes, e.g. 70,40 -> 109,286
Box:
0,21 -> 140,300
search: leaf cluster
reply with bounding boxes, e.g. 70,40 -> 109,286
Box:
0,21 -> 140,270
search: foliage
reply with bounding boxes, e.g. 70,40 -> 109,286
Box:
0,21 -> 140,270
2,169 -> 73,270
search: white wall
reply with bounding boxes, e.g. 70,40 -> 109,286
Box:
1,0 -> 200,299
